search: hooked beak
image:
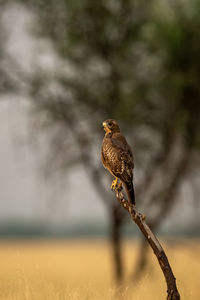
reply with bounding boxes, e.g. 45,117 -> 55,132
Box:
102,121 -> 110,133
102,121 -> 107,131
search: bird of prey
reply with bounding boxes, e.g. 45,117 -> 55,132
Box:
101,119 -> 135,205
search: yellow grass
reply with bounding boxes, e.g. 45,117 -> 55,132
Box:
0,239 -> 199,300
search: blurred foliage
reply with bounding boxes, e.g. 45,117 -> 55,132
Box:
11,0 -> 199,155
27,0 -> 155,126
151,0 -> 200,148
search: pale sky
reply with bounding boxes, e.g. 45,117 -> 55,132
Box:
0,97 -> 106,226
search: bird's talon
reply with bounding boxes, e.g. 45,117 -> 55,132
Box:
111,178 -> 121,191
111,180 -> 117,190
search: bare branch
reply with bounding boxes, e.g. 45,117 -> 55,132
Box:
133,142 -> 191,280
114,185 -> 180,300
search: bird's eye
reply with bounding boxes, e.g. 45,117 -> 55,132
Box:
108,122 -> 112,127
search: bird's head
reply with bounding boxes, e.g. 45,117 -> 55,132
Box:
102,119 -> 120,134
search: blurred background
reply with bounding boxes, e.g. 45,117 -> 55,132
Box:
0,0 -> 200,299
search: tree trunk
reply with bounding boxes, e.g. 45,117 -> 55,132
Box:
110,204 -> 124,282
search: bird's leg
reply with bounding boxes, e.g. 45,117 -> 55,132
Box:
111,177 -> 118,190
111,177 -> 122,190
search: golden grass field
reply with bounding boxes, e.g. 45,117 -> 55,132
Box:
0,239 -> 199,300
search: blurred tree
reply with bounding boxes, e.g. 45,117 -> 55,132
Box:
133,0 -> 200,277
18,0 -> 155,282
1,0 -> 200,282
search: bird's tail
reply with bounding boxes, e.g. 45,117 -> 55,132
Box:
124,181 -> 135,205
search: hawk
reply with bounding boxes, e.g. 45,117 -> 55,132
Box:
101,119 -> 135,205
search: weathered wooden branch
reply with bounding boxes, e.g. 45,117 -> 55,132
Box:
114,185 -> 180,300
